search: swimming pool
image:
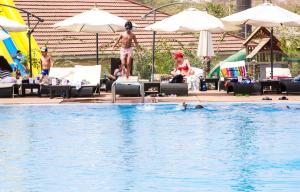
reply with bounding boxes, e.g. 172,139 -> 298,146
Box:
0,103 -> 299,192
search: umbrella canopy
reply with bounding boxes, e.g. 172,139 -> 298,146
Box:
197,31 -> 214,57
0,16 -> 28,32
0,30 -> 10,40
53,8 -> 137,32
53,8 -> 137,65
222,3 -> 300,27
145,8 -> 227,32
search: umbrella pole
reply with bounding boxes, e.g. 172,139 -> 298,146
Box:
96,33 -> 99,65
152,31 -> 156,82
270,27 -> 274,79
206,31 -> 210,77
151,10 -> 157,82
27,14 -> 33,77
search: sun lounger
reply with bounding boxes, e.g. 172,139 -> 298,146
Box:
231,82 -> 262,95
70,65 -> 101,97
49,67 -> 75,80
46,65 -> 101,98
160,83 -> 188,96
0,83 -> 15,98
281,80 -> 300,95
112,76 -> 144,103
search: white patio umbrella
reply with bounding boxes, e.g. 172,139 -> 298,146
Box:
197,30 -> 215,74
0,16 -> 28,32
53,8 -> 137,65
0,30 -> 10,40
145,8 -> 226,32
222,2 -> 300,78
197,31 -> 214,57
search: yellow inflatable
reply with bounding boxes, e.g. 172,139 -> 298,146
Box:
1,0 -> 42,77
0,40 -> 14,64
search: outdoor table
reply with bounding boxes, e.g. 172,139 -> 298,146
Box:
260,80 -> 281,94
49,85 -> 71,99
205,78 -> 219,90
143,82 -> 160,96
21,83 -> 41,97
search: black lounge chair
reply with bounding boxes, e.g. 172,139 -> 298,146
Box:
281,81 -> 300,95
160,83 -> 188,96
69,65 -> 101,97
47,65 -> 101,98
230,82 -> 262,95
0,83 -> 15,98
114,84 -> 141,96
112,77 -> 144,103
70,85 -> 100,97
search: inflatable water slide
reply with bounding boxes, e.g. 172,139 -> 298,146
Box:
208,49 -> 246,78
0,0 -> 41,77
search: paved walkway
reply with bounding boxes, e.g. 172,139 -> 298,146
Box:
1,91 -> 300,105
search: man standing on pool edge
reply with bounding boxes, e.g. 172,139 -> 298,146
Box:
113,21 -> 140,79
40,47 -> 53,81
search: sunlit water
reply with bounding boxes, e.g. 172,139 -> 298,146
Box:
0,103 -> 300,192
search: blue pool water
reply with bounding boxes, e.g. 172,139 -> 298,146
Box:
0,103 -> 300,192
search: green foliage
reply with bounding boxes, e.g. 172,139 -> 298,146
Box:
278,27 -> 300,57
206,2 -> 228,18
137,0 -> 229,18
277,27 -> 300,75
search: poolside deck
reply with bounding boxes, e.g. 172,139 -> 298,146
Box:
1,90 -> 300,104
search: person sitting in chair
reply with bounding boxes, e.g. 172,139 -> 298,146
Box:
107,64 -> 127,81
170,51 -> 193,83
0,56 -> 16,83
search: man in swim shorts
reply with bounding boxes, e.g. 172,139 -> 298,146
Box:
40,47 -> 53,80
113,21 -> 140,78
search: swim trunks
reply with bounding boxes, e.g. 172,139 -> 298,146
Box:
120,47 -> 133,60
42,69 -> 49,76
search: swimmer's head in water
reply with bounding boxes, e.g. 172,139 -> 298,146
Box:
195,105 -> 204,109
